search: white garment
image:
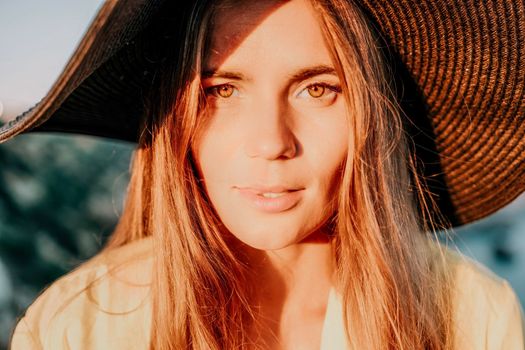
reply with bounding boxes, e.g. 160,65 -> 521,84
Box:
10,236 -> 525,349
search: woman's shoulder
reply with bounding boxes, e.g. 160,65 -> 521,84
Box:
10,236 -> 154,349
440,244 -> 525,349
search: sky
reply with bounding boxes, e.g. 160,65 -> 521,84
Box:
0,0 -> 104,122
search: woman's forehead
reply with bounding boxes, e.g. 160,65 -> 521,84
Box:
211,0 -> 287,31
205,0 -> 332,73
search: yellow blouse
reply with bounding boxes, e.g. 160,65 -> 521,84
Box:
9,236 -> 525,349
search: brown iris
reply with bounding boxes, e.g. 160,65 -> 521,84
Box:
217,84 -> 235,98
307,84 -> 325,98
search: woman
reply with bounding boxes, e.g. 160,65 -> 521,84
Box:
5,0 -> 525,349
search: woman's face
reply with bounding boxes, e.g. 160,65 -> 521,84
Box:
193,0 -> 350,250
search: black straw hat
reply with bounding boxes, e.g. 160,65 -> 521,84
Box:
1,0 -> 524,227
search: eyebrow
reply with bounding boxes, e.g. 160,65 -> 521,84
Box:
201,64 -> 338,83
202,69 -> 248,81
288,65 -> 338,83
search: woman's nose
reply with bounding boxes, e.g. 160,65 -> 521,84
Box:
243,101 -> 297,160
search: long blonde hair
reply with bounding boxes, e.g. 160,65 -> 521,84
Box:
104,0 -> 454,348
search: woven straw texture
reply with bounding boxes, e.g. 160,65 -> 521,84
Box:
361,0 -> 525,224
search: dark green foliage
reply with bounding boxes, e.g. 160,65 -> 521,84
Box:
0,133 -> 133,347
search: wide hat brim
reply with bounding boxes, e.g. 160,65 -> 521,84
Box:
1,0 -> 524,227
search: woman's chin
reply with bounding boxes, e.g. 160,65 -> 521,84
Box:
230,230 -> 305,251
222,218 -> 332,251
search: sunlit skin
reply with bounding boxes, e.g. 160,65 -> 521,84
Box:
192,0 -> 350,348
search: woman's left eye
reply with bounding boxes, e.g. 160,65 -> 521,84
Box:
296,83 -> 341,101
205,84 -> 239,99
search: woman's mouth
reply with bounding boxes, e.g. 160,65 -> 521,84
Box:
259,192 -> 288,198
235,187 -> 304,213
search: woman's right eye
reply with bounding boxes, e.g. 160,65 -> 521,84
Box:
205,84 -> 239,98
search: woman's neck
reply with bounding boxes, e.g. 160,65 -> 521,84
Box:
242,230 -> 336,348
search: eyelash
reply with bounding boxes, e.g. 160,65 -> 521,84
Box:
204,84 -> 239,98
298,83 -> 342,98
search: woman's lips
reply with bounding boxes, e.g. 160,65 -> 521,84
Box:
235,187 -> 303,213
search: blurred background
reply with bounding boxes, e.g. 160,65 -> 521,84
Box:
1,1 -> 524,348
